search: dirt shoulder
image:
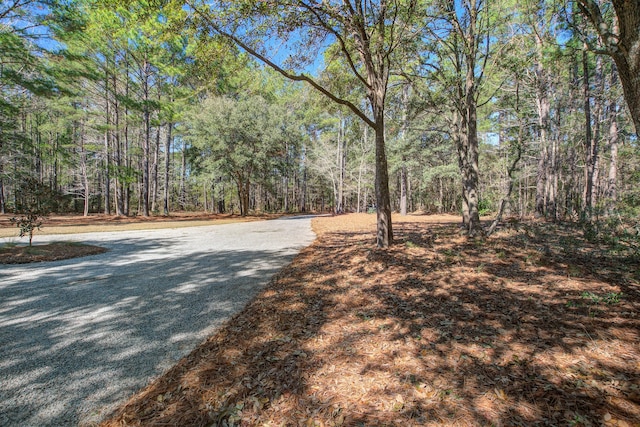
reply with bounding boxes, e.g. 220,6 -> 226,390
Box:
0,212 -> 279,264
100,213 -> 640,427
0,212 -> 269,239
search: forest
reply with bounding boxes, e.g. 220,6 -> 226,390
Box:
1,0 -> 639,247
3,2 -> 640,426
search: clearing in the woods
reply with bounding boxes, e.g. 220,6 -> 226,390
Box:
2,213 -> 638,426
98,213 -> 639,427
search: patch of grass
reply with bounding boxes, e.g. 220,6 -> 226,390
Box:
405,240 -> 418,249
581,291 -> 623,305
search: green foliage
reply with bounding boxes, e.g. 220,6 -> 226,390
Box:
580,291 -> 623,305
10,178 -> 60,246
477,198 -> 493,216
184,84 -> 300,214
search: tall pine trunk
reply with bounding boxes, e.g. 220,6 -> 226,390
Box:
151,124 -> 160,212
164,122 -> 172,215
141,59 -> 151,217
606,63 -> 619,212
372,98 -> 393,247
104,73 -> 111,215
583,49 -> 594,219
462,40 -> 481,235
112,60 -> 124,217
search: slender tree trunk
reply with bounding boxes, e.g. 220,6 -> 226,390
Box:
141,60 -> 151,217
235,174 -> 249,216
123,54 -> 131,216
399,84 -> 411,216
606,65 -> 619,212
211,181 -> 220,213
356,126 -> 368,213
583,48 -> 594,219
535,145 -> 548,217
591,55 -> 604,210
203,181 -> 207,212
151,124 -> 160,213
465,97 -> 481,234
284,142 -> 290,212
77,116 -> 90,217
532,27 -> 547,218
0,156 -> 4,214
535,32 -> 556,220
300,145 -> 307,213
244,180 -> 250,216
487,80 -> 524,236
110,55 -> 124,217
400,166 -> 408,216
104,74 -> 111,215
180,140 -> 186,209
164,122 -> 172,215
0,176 -> 4,214
336,115 -> 345,214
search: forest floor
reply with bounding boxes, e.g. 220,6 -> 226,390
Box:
93,213 -> 640,427
0,212 -> 264,263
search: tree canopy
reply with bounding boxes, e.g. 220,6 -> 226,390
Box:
0,0 -> 638,242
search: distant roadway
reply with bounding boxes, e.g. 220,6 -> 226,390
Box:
0,216 -> 315,426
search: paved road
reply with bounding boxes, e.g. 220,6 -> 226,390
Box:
0,216 -> 315,426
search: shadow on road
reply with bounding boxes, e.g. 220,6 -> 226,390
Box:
0,235 -> 301,426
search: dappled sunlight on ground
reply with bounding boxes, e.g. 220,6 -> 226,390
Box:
102,214 -> 640,426
1,217 -> 314,426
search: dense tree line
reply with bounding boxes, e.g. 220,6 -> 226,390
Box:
1,0 -> 638,246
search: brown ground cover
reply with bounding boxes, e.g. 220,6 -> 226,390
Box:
0,242 -> 107,264
95,213 -> 640,427
0,213 -> 263,263
0,212 -> 261,239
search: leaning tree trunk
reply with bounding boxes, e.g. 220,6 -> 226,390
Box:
607,0 -> 640,138
487,79 -> 524,236
577,0 -> 640,137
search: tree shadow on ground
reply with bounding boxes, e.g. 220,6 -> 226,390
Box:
101,220 -> 640,426
0,236 -> 303,427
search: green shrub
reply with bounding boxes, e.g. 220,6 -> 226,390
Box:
10,178 -> 59,246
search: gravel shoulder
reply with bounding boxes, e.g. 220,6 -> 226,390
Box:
0,216 -> 315,426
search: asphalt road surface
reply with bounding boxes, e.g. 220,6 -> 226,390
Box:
0,216 -> 315,426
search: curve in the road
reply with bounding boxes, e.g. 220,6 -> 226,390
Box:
0,216 -> 315,426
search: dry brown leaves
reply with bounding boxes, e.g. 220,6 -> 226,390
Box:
0,242 -> 107,264
100,214 -> 640,427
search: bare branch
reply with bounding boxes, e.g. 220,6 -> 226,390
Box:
297,1 -> 370,89
187,0 -> 374,128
